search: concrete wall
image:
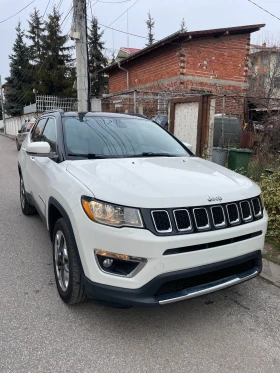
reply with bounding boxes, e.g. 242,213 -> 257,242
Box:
24,103 -> 37,114
5,113 -> 38,136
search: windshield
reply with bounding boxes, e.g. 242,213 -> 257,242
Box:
63,116 -> 190,159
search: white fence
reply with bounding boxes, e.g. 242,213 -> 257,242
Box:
36,95 -> 77,112
5,112 -> 38,136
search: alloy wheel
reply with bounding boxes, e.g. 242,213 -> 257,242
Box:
54,230 -> 70,292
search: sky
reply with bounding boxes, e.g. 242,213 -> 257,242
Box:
0,0 -> 280,81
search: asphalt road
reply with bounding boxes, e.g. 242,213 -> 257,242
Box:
1,134 -> 280,373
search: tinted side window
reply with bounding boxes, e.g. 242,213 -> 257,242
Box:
41,118 -> 57,152
31,118 -> 47,142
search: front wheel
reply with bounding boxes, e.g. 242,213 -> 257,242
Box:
53,218 -> 87,305
20,177 -> 36,215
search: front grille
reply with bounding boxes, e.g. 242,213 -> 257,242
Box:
173,209 -> 192,232
148,196 -> 263,236
193,208 -> 210,230
151,210 -> 171,232
155,259 -> 257,297
240,201 -> 253,222
211,206 -> 226,228
252,198 -> 261,217
227,203 -> 240,225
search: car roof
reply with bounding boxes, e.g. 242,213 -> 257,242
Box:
63,112 -> 147,120
40,111 -> 149,121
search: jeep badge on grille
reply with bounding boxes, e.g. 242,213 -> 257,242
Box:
208,196 -> 223,202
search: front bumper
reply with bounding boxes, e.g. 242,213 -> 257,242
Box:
83,250 -> 262,307
71,203 -> 267,290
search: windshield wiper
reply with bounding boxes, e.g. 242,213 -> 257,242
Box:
68,152 -> 178,159
68,153 -> 108,159
134,152 -> 174,157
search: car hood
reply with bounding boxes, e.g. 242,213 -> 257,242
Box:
66,157 -> 260,208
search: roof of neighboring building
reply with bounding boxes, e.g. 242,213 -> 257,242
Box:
119,47 -> 141,55
102,24 -> 265,73
250,43 -> 280,54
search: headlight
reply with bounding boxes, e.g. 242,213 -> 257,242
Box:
260,193 -> 265,209
81,197 -> 143,228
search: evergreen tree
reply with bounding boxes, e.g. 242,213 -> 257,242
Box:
5,23 -> 34,116
180,18 -> 187,32
39,7 -> 75,96
27,8 -> 45,64
146,12 -> 155,47
88,17 -> 108,97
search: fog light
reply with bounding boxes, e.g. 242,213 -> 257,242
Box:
103,258 -> 114,268
94,249 -> 147,278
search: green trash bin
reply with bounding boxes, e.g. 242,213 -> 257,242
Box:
228,148 -> 253,172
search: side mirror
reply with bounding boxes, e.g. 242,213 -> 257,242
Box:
18,130 -> 21,133
183,142 -> 193,152
25,142 -> 51,157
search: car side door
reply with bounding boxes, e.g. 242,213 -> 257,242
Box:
23,118 -> 48,199
27,117 -> 58,216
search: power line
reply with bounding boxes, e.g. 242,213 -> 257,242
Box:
61,6 -> 73,27
248,0 -> 280,21
105,0 -> 140,30
97,21 -> 148,39
43,0 -> 51,18
89,0 -> 94,19
58,0 -> 64,11
89,0 -> 101,7
0,1 -> 35,24
87,0 -> 101,18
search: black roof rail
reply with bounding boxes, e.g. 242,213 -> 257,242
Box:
43,109 -> 65,114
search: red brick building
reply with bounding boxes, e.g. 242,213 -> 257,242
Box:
102,24 -> 265,117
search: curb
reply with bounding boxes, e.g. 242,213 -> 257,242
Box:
260,258 -> 280,287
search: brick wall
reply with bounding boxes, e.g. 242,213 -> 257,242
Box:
109,43 -> 180,93
108,34 -> 251,118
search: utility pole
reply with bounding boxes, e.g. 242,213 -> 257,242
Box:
0,75 -> 6,135
72,0 -> 89,113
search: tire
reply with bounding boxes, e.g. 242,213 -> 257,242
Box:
16,140 -> 21,151
53,218 -> 87,305
20,176 -> 37,215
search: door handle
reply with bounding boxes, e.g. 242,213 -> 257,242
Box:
30,156 -> 35,161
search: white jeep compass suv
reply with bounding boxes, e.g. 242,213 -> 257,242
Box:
18,110 -> 268,307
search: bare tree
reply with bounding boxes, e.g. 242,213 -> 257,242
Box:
249,34 -> 280,106
248,34 -> 280,154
